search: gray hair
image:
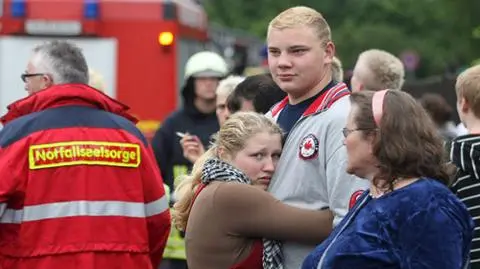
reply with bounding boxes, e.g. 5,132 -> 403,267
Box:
31,40 -> 89,85
355,49 -> 405,91
216,75 -> 245,97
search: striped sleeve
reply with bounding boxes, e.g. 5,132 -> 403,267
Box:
450,138 -> 480,180
450,136 -> 480,266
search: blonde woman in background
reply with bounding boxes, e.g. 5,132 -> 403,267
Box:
173,112 -> 333,269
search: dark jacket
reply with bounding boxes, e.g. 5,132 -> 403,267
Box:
151,77 -> 219,193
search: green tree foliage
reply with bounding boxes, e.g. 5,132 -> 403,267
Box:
204,0 -> 479,77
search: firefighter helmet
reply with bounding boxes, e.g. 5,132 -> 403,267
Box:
184,51 -> 228,79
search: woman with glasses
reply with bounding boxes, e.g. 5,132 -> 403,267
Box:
303,90 -> 474,269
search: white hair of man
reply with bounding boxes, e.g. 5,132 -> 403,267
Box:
354,49 -> 405,91
31,40 -> 89,85
216,75 -> 245,97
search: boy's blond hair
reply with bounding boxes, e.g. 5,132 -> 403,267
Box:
456,65 -> 480,118
355,49 -> 405,91
268,6 -> 331,46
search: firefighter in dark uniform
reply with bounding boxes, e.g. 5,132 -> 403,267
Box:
152,51 -> 228,269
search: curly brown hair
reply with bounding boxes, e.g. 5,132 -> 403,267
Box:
350,90 -> 451,190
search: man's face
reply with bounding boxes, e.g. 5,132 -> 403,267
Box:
194,77 -> 220,101
267,25 -> 334,98
216,93 -> 230,126
23,61 -> 52,95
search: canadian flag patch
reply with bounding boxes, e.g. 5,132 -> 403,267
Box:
298,134 -> 319,160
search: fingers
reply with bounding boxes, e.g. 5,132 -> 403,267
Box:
180,133 -> 195,143
180,134 -> 202,146
179,134 -> 205,161
183,142 -> 200,150
180,136 -> 201,153
182,142 -> 205,163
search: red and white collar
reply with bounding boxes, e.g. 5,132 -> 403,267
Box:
270,82 -> 349,117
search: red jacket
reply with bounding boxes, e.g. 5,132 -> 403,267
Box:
0,84 -> 171,268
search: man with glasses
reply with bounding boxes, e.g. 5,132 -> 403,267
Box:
21,72 -> 48,93
0,40 -> 171,268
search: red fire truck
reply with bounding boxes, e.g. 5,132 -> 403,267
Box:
0,0 -> 213,137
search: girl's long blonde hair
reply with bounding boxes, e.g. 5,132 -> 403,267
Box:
172,112 -> 283,231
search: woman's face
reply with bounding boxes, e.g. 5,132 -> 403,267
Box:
229,131 -> 282,190
344,104 -> 378,179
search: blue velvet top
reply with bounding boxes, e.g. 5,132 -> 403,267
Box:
302,178 -> 474,269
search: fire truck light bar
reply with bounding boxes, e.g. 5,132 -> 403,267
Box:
10,0 -> 99,20
84,0 -> 99,19
11,0 -> 26,18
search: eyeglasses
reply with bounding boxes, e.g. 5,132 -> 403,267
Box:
21,73 -> 46,83
342,127 -> 375,138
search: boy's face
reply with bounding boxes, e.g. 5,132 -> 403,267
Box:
267,25 -> 334,98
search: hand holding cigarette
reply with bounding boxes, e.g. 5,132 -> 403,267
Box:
177,132 -> 205,163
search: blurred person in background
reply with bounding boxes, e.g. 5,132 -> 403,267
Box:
173,112 -> 333,269
181,74 -> 285,165
243,66 -> 269,76
450,64 -> 480,269
350,49 -> 405,92
152,50 -> 228,196
152,51 -> 228,269
227,74 -> 286,114
303,90 -> 473,269
215,75 -> 245,126
0,40 -> 170,269
180,75 -> 244,164
264,6 -> 369,269
88,68 -> 107,92
331,56 -> 344,83
419,92 -> 458,143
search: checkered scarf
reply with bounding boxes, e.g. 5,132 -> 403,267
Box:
202,158 -> 283,268
201,158 -> 250,185
263,238 -> 283,269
